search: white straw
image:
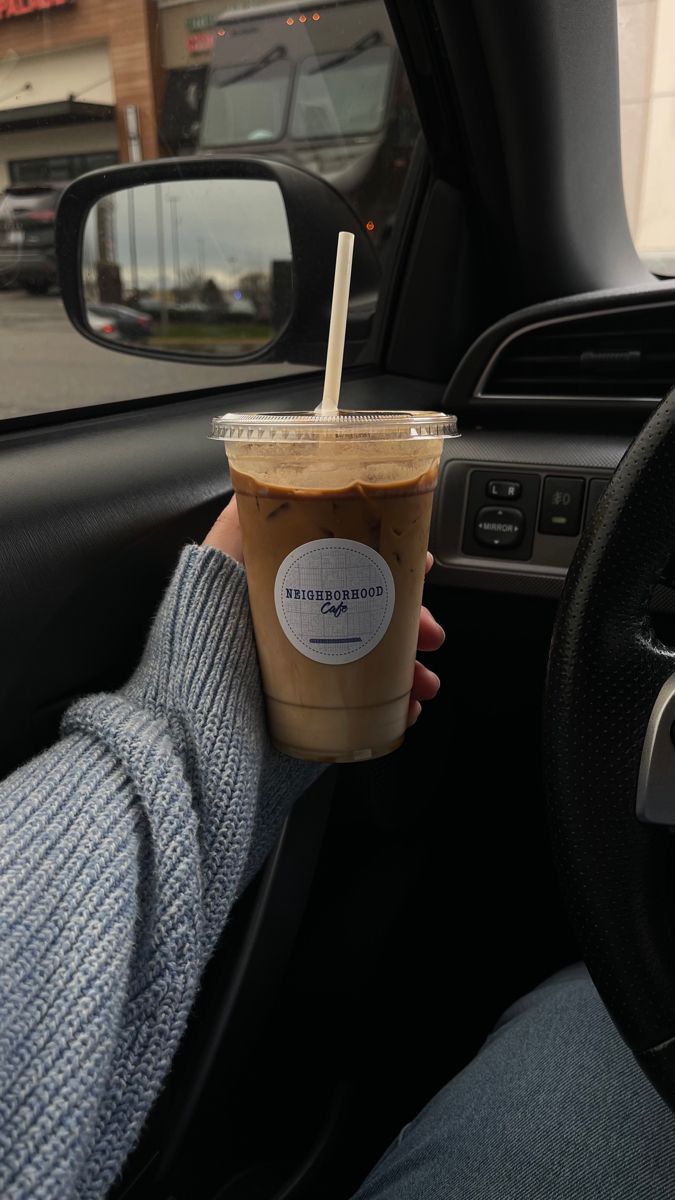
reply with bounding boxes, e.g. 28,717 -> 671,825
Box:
320,231 -> 355,412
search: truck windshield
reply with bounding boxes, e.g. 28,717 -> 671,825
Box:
291,44 -> 393,139
201,58 -> 292,146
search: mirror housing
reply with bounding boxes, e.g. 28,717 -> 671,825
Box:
55,156 -> 381,366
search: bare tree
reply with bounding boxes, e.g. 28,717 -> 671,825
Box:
200,277 -> 224,308
176,265 -> 204,301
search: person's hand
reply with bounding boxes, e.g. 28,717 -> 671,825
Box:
204,495 -> 244,565
204,497 -> 444,729
410,551 -> 443,726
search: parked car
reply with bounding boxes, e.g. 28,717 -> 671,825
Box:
87,302 -> 152,341
0,183 -> 65,294
226,294 -> 257,319
87,310 -> 119,340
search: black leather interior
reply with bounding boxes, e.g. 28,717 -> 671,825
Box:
545,384 -> 675,1108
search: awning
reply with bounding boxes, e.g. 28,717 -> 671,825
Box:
0,99 -> 115,134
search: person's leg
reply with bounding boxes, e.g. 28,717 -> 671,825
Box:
352,966 -> 675,1199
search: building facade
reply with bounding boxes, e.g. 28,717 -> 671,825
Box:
0,0 -> 281,188
0,0 -> 163,189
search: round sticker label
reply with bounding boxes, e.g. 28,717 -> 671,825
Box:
274,538 -> 395,664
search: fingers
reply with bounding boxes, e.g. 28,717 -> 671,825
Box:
407,656 -> 441,729
409,552 -> 443,727
203,494 -> 244,564
411,659 -> 441,704
418,605 -> 445,652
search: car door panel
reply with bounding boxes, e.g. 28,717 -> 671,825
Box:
0,372 -> 445,776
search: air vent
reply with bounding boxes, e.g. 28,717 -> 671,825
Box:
481,304 -> 675,400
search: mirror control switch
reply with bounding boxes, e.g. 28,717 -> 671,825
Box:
474,506 -> 525,549
487,479 -> 522,499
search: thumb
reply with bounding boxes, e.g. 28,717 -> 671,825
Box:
203,494 -> 244,564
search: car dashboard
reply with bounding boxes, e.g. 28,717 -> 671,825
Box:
430,279 -> 675,612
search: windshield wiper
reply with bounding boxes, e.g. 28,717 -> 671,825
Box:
216,44 -> 287,88
309,30 -> 383,75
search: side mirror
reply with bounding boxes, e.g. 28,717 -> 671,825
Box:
55,156 -> 380,366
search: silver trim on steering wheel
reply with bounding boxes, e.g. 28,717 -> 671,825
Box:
636,674 -> 675,825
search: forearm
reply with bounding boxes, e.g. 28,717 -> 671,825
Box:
0,730 -> 141,1198
112,544 -> 321,955
0,544 -> 320,1199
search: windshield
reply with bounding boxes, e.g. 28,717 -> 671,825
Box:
200,59 -> 292,146
291,45 -> 393,139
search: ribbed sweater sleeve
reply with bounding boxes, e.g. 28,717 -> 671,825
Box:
0,544 -> 321,1200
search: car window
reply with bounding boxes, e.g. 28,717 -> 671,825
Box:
0,0 -> 422,422
201,60 -> 294,146
617,0 -> 675,275
291,45 -> 393,139
2,187 -> 61,213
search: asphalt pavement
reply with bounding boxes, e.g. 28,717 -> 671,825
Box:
0,290 -> 306,420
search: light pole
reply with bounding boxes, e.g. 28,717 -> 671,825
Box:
169,195 -> 181,300
95,195 -> 121,303
124,104 -> 142,298
228,254 -> 237,294
155,185 -> 169,336
127,190 -> 139,296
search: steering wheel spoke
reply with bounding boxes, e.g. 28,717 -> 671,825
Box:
637,673 -> 675,825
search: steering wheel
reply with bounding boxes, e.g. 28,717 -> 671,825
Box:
545,385 -> 675,1110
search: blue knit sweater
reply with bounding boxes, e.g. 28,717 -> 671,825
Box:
0,545 -> 319,1199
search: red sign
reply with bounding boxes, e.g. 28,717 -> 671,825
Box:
186,31 -> 214,55
0,0 -> 74,19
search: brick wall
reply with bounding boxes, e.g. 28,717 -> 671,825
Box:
0,0 -> 165,160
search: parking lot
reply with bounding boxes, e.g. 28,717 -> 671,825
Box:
0,290 -> 302,420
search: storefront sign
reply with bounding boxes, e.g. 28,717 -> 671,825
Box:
186,13 -> 214,33
0,0 -> 74,19
186,31 -> 214,55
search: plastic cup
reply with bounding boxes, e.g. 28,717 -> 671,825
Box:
211,410 -> 458,762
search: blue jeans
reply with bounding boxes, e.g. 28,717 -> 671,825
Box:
352,966 -> 675,1198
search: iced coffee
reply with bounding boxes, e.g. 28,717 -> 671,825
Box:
212,410 -> 457,762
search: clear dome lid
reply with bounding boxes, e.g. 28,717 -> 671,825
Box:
211,409 -> 459,444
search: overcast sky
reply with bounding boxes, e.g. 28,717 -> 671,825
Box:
83,178 -> 292,292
